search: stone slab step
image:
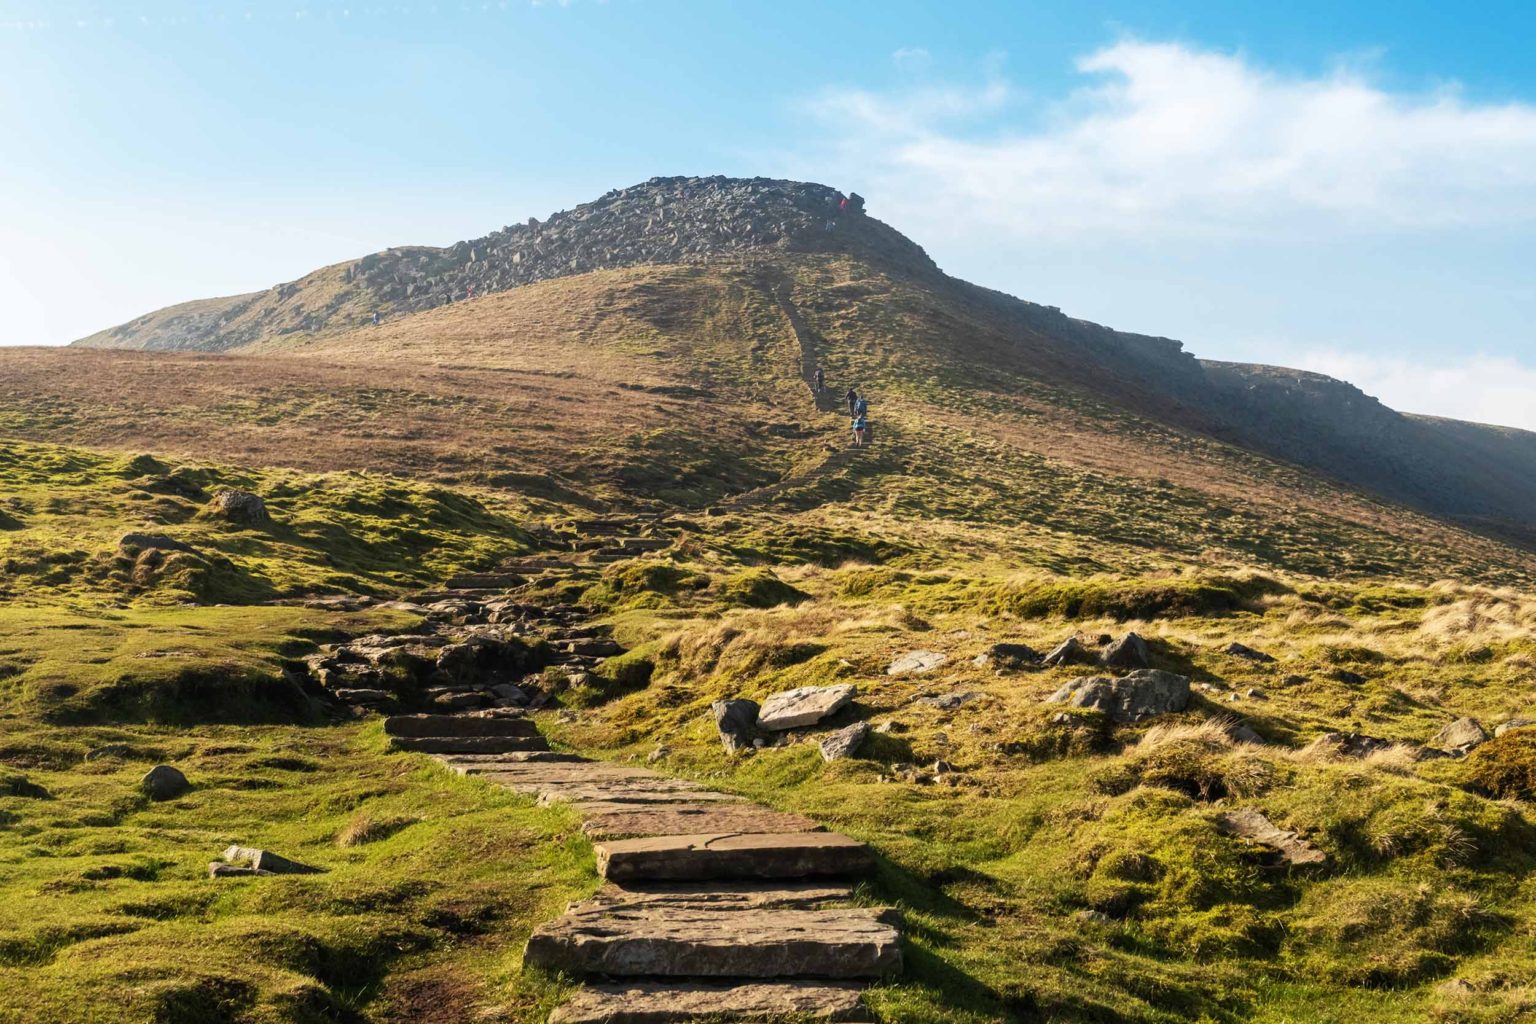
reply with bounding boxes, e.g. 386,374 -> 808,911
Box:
582,804 -> 825,840
596,833 -> 874,883
585,882 -> 853,912
524,905 -> 901,980
539,786 -> 748,809
384,714 -> 537,738
436,752 -> 587,774
550,981 -> 871,1024
444,572 -> 528,589
389,735 -> 549,755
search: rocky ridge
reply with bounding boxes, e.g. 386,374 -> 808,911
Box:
75,176 -> 938,352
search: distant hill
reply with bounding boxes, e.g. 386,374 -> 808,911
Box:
40,174 -> 1536,560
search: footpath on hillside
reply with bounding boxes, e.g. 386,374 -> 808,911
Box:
299,517 -> 902,1023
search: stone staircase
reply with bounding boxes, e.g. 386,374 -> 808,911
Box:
304,515 -> 902,1019
428,748 -> 900,1022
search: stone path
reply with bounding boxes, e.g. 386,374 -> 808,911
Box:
425,743 -> 899,1021
303,516 -> 902,1022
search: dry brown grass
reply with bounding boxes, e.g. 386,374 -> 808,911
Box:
1418,582 -> 1536,643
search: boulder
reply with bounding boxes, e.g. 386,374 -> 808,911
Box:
222,845 -> 323,875
204,489 -> 271,526
1495,718 -> 1536,738
1224,642 -> 1276,663
1306,732 -> 1393,759
981,643 -> 1040,669
1043,670 -> 1190,723
916,691 -> 982,711
757,685 -> 856,731
818,722 -> 869,762
712,699 -> 760,754
1042,637 -> 1096,667
1100,633 -> 1150,669
1430,717 -> 1489,752
886,650 -> 947,676
1217,808 -> 1326,866
140,764 -> 189,800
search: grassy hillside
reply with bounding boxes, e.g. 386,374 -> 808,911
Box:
5,206 -> 1536,1022
547,556 -> 1536,1024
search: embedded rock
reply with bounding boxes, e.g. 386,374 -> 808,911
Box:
1217,808 -> 1327,866
140,764 -> 189,800
222,845 -> 324,875
118,532 -> 193,554
712,699 -> 760,753
1042,637 -> 1096,667
982,643 -> 1041,669
1100,633 -> 1150,669
1430,717 -> 1489,753
204,489 -> 270,526
757,685 -> 856,731
1225,642 -> 1276,663
1043,670 -> 1190,723
886,650 -> 947,676
1306,732 -> 1393,759
819,722 -> 870,762
1495,718 -> 1536,737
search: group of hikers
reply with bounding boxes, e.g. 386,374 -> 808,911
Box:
812,367 -> 873,448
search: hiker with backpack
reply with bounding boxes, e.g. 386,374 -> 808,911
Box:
813,367 -> 825,394
851,413 -> 868,448
845,387 -> 859,415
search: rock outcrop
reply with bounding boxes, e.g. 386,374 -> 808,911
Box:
1044,670 -> 1190,723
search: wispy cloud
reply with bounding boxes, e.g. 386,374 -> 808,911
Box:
788,39 -> 1536,430
805,39 -> 1536,239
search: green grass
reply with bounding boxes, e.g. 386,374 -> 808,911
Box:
0,720 -> 594,1024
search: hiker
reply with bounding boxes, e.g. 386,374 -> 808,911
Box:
851,414 -> 868,448
813,367 -> 825,394
845,387 -> 858,415
371,310 -> 380,326
854,394 -> 869,418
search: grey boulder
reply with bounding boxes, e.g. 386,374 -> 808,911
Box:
886,650 -> 947,676
712,699 -> 760,753
140,764 -> 189,800
1430,717 -> 1489,753
757,685 -> 856,731
819,722 -> 870,762
1044,670 -> 1190,723
1100,633 -> 1150,669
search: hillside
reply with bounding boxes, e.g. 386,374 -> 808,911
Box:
5,176 -> 1536,1024
63,175 -> 1536,547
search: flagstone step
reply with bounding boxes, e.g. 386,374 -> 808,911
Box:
389,735 -> 549,755
436,752 -> 588,774
384,714 -> 538,738
581,803 -> 825,840
596,832 -> 874,883
584,882 -> 853,912
524,904 -> 901,980
549,980 -> 872,1024
444,572 -> 528,589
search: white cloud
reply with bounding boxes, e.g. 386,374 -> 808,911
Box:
891,47 -> 931,72
806,40 -> 1536,239
1293,351 -> 1536,432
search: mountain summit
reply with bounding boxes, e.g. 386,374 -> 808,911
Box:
35,174 -> 1536,550
73,176 -> 936,353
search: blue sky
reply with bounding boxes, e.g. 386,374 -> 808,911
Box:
3,1 -> 1534,428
